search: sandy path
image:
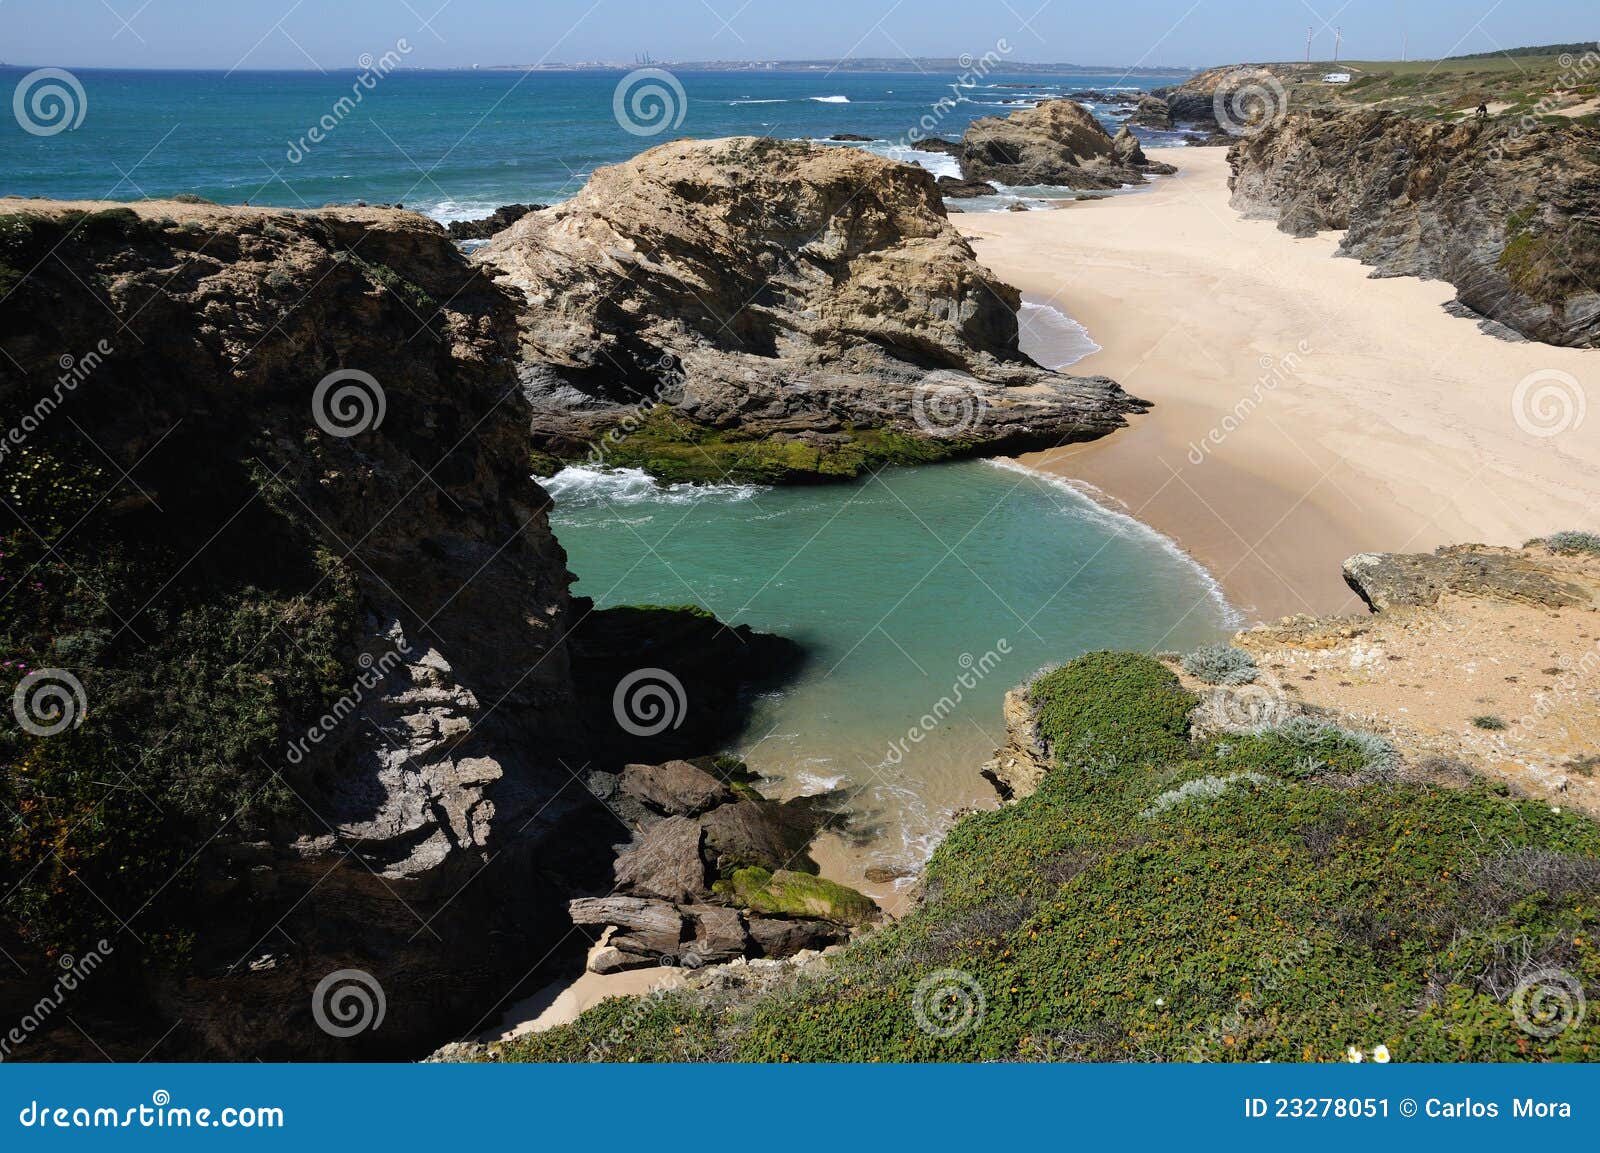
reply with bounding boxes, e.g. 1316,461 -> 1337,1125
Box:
955,147 -> 1599,623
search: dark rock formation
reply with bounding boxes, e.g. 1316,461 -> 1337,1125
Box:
1228,111 -> 1600,347
935,174 -> 1001,198
1343,546 -> 1592,613
959,99 -> 1175,189
445,203 -> 547,240
476,136 -> 1147,480
910,137 -> 963,156
829,133 -> 876,142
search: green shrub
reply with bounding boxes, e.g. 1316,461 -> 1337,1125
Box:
1539,531 -> 1600,556
1472,714 -> 1508,731
1029,651 -> 1196,765
1180,643 -> 1259,685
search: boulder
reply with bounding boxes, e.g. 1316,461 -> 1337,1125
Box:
681,905 -> 750,964
476,137 -> 1147,480
1343,546 -> 1591,613
614,815 -> 709,902
746,915 -> 851,957
568,896 -> 684,956
619,760 -> 732,816
935,174 -> 1001,198
700,799 -> 821,875
960,99 -> 1171,189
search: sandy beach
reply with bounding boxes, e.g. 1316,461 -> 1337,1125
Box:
956,147 -> 1600,622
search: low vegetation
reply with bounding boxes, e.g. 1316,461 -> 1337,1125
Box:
532,407 -> 971,484
1180,643 -> 1260,685
499,651 -> 1599,1063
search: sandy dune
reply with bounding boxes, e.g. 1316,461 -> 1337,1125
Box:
955,147 -> 1598,623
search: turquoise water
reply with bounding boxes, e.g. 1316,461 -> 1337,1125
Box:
0,67 -> 1190,218
549,458 -> 1234,897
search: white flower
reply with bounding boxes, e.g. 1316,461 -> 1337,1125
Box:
1155,997 -> 1166,1007
1551,806 -> 1562,815
1346,1045 -> 1364,1063
1372,1044 -> 1391,1063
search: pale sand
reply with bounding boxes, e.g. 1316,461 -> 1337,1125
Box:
954,147 -> 1600,622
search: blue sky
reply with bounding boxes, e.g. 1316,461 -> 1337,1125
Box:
1,0 -> 1593,70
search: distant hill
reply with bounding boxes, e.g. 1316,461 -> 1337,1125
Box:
1447,42 -> 1595,61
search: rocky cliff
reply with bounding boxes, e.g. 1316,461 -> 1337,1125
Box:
0,198 -> 812,1059
476,136 -> 1147,482
1228,111 -> 1600,347
960,99 -> 1176,187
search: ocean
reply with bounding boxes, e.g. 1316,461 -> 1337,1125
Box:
0,66 -> 1189,217
3,65 -> 1227,895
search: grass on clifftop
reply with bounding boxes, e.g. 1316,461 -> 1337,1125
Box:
499,651 -> 1600,1063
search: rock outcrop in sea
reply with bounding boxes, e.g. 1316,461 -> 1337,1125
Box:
959,98 -> 1176,188
475,136 -> 1147,482
1228,111 -> 1600,348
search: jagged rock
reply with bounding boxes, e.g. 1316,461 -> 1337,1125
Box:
476,137 -> 1147,478
614,815 -> 709,902
619,760 -> 732,816
935,174 -> 1001,198
1228,111 -> 1600,347
569,896 -> 684,956
746,916 -> 851,957
588,946 -> 657,974
681,905 -> 749,964
981,688 -> 1052,801
700,799 -> 821,875
0,197 -> 620,1059
1343,546 -> 1591,612
445,203 -> 546,240
829,133 -> 875,142
1111,125 -> 1175,174
960,99 -> 1173,189
1129,93 -> 1172,130
910,137 -> 963,156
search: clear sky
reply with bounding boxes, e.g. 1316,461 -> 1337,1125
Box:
0,0 -> 1593,70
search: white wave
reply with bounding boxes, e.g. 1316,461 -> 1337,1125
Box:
794,767 -> 847,796
1018,299 -> 1100,369
729,98 -> 786,104
983,458 -> 1242,627
810,95 -> 850,103
814,137 -> 963,181
541,465 -> 765,508
418,198 -> 503,225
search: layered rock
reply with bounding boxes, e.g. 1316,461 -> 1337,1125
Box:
570,758 -> 874,972
475,137 -> 1147,480
1228,111 -> 1600,347
959,99 -> 1175,188
445,203 -> 547,240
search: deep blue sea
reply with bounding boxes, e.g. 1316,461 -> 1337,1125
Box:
0,66 -> 1187,218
